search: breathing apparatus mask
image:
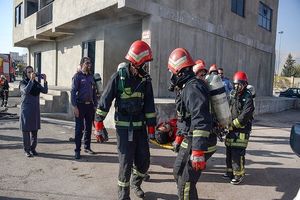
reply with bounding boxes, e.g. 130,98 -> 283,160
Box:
168,73 -> 177,92
134,62 -> 150,79
168,67 -> 195,90
233,80 -> 247,95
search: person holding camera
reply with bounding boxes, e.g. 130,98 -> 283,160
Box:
19,66 -> 48,157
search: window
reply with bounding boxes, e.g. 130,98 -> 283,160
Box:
82,40 -> 96,74
40,0 -> 54,9
258,2 -> 272,31
25,0 -> 38,18
15,3 -> 23,26
231,0 -> 245,17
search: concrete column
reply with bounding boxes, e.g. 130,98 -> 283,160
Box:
142,15 -> 162,98
27,48 -> 31,66
95,40 -> 104,91
55,40 -> 58,86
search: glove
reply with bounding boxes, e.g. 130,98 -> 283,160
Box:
147,126 -> 155,140
172,135 -> 184,153
190,150 -> 206,171
94,121 -> 109,143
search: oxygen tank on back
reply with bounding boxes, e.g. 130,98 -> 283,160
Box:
205,74 -> 231,127
247,84 -> 256,108
247,85 -> 255,98
93,73 -> 102,95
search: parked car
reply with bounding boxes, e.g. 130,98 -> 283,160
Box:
279,88 -> 300,98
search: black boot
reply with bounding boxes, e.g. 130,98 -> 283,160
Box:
143,174 -> 150,181
230,175 -> 244,185
118,186 -> 131,200
131,186 -> 144,198
131,168 -> 145,198
222,172 -> 233,180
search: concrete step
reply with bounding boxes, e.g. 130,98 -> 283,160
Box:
40,99 -> 52,113
41,112 -> 73,121
40,98 -> 46,105
47,89 -> 63,96
39,90 -> 69,113
40,93 -> 55,101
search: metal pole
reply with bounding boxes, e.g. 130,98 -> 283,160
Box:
277,31 -> 284,75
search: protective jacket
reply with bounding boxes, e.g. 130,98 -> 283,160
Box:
175,77 -> 212,152
229,89 -> 254,133
95,64 -> 156,129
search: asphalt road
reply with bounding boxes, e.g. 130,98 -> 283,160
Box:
0,105 -> 299,200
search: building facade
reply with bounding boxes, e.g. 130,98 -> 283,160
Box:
13,0 -> 278,97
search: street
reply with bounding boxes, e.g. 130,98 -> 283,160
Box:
0,105 -> 300,200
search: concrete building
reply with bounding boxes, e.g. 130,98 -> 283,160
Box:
10,52 -> 27,65
13,0 -> 278,97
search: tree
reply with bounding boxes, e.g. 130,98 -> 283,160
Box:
281,53 -> 296,77
293,64 -> 300,77
16,63 -> 25,76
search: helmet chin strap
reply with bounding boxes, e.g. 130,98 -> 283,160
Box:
235,83 -> 247,95
130,63 -> 151,79
172,68 -> 195,89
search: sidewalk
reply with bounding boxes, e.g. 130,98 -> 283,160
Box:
0,107 -> 299,200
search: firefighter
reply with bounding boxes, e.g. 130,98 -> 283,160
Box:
0,75 -> 9,107
223,71 -> 254,185
154,118 -> 177,144
94,40 -> 156,200
193,59 -> 207,80
192,59 -> 218,155
168,48 -> 213,199
209,64 -> 218,75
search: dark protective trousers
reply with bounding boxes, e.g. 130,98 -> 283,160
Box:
225,131 -> 249,176
116,128 -> 150,200
74,103 -> 94,152
0,90 -> 8,107
173,136 -> 216,200
22,130 -> 38,153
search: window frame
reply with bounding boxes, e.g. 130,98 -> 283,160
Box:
258,1 -> 272,31
15,2 -> 23,26
231,0 -> 245,17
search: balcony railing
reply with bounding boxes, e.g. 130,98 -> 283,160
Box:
36,3 -> 53,29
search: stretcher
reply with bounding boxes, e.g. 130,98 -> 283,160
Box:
149,139 -> 174,150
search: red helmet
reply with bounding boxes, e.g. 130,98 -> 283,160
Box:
193,59 -> 207,74
168,48 -> 195,75
209,64 -> 218,74
125,40 -> 153,67
233,71 -> 248,84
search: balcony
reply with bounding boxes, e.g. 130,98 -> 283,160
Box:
13,0 -> 124,46
36,3 -> 53,29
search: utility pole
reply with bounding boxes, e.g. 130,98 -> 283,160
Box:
277,31 -> 284,75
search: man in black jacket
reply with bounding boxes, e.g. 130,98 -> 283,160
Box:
94,40 -> 156,200
223,71 -> 255,185
168,48 -> 213,200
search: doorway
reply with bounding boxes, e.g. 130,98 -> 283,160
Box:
82,40 -> 95,74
